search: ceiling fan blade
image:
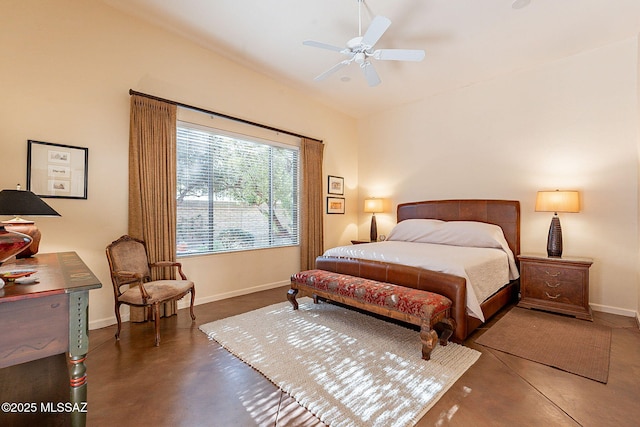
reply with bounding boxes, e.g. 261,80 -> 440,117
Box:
303,40 -> 345,53
373,49 -> 425,62
314,60 -> 351,81
360,61 -> 381,87
361,16 -> 391,48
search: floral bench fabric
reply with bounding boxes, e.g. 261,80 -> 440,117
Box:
288,269 -> 455,360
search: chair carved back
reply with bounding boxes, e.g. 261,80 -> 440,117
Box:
106,235 -> 152,293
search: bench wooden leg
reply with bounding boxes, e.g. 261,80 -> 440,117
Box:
434,318 -> 456,346
420,320 -> 439,361
287,288 -> 299,310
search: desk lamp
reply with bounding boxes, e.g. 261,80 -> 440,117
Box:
535,190 -> 580,258
364,198 -> 384,242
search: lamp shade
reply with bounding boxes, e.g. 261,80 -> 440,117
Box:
535,190 -> 580,213
0,189 -> 61,217
364,198 -> 384,213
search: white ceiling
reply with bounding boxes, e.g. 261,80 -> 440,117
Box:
102,0 -> 640,118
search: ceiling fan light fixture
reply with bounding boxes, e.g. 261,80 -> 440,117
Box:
303,4 -> 424,85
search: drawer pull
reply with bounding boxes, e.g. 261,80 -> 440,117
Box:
544,271 -> 561,277
545,292 -> 561,299
545,282 -> 561,288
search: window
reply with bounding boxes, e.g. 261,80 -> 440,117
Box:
176,121 -> 299,256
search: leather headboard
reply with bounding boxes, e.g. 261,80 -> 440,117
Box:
396,199 -> 520,259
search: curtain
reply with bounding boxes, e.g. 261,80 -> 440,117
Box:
128,95 -> 178,322
300,138 -> 324,270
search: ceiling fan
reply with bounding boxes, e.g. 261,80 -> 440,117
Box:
303,0 -> 425,87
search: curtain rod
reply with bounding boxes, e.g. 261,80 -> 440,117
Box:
129,89 -> 322,143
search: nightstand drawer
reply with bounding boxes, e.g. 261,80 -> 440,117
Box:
525,264 -> 583,288
523,279 -> 582,305
522,264 -> 584,305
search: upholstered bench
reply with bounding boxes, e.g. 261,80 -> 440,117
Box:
288,269 -> 455,361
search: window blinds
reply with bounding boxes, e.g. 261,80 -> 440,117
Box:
176,122 -> 299,256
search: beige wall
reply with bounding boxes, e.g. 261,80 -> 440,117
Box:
357,38 -> 639,317
1,0 -> 358,328
637,34 -> 640,326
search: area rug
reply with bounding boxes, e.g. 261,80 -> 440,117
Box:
200,298 -> 480,427
476,307 -> 611,383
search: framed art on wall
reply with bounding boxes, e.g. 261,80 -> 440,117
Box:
27,140 -> 88,199
327,197 -> 345,214
328,175 -> 344,195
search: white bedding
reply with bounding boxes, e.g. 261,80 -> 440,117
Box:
322,240 -> 519,322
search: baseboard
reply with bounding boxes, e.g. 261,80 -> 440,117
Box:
88,280 -> 289,330
89,312 -> 130,330
176,279 -> 289,308
590,302 -> 637,318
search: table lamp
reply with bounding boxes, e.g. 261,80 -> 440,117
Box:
535,190 -> 580,258
364,198 -> 384,242
0,185 -> 61,258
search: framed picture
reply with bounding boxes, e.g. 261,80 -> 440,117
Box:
27,140 -> 88,199
327,197 -> 345,214
328,175 -> 344,195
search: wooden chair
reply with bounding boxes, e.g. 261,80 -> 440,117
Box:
106,235 -> 196,346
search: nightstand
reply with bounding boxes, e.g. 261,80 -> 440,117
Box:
518,254 -> 593,321
350,240 -> 371,245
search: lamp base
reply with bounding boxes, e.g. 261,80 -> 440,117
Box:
370,214 -> 378,242
3,220 -> 40,258
546,215 -> 563,258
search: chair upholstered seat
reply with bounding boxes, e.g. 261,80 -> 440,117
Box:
118,280 -> 194,305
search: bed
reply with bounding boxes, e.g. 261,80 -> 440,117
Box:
315,199 -> 521,342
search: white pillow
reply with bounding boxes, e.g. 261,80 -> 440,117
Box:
386,219 -> 444,242
387,219 -> 507,249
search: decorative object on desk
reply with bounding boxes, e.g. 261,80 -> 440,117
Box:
27,140 -> 89,199
0,185 -> 61,257
1,270 -> 37,281
535,190 -> 580,257
0,226 -> 32,266
364,197 -> 384,242
14,275 -> 38,285
326,196 -> 345,214
327,175 -> 344,195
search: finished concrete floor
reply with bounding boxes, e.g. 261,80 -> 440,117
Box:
2,286 -> 638,426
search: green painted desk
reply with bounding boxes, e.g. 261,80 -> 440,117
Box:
0,252 -> 101,427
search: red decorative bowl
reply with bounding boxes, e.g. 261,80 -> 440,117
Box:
0,225 -> 33,264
